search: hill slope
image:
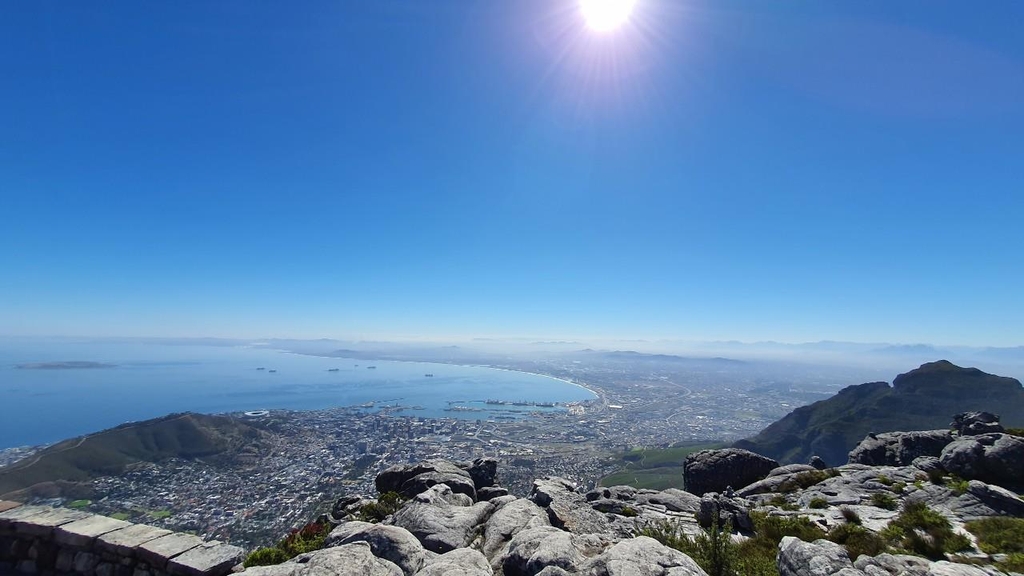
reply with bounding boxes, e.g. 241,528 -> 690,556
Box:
734,360 -> 1024,465
0,412 -> 269,499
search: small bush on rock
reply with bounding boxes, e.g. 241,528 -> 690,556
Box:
279,521 -> 332,557
871,492 -> 898,510
882,501 -> 972,559
778,469 -> 840,493
357,491 -> 406,522
964,517 -> 1024,554
808,497 -> 828,509
828,523 -> 888,559
244,547 -> 290,568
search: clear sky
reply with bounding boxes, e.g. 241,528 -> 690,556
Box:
2,1 -> 1022,346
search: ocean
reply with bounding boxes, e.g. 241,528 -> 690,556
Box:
0,339 -> 595,449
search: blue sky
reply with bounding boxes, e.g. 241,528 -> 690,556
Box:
2,0 -> 1022,346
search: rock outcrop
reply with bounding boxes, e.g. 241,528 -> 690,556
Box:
683,448 -> 778,496
940,432 -> 1024,490
847,430 -> 954,466
952,412 -> 1005,436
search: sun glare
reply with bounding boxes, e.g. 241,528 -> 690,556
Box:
580,0 -> 637,32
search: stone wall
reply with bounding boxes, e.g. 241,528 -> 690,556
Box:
0,500 -> 243,576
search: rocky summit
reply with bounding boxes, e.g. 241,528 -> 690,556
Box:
232,414 -> 1024,576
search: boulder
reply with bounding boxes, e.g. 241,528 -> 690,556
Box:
637,489 -> 701,514
809,456 -> 828,470
415,548 -> 492,576
477,487 -> 509,501
530,477 -> 610,535
847,430 -> 953,467
696,494 -> 752,532
500,526 -> 609,576
911,456 -> 944,474
683,449 -> 778,497
242,542 -> 403,576
324,522 -> 427,576
459,458 -> 499,489
375,460 -> 477,501
482,498 -> 551,563
952,412 -> 1004,436
387,484 -> 494,553
939,433 -> 1024,489
580,536 -> 709,576
777,537 -> 860,576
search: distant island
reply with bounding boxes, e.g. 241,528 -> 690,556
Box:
15,361 -> 116,370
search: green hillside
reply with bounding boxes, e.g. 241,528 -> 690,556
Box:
0,413 -> 269,499
734,361 -> 1024,466
599,442 -> 725,490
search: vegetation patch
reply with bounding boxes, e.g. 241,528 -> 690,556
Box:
964,517 -> 1024,554
882,501 -> 972,559
244,521 -> 333,567
767,495 -> 797,511
601,442 -> 725,491
67,499 -> 91,509
777,469 -> 840,493
357,491 -> 405,523
871,492 -> 898,510
828,523 -> 888,559
808,497 -> 828,509
840,507 -> 862,525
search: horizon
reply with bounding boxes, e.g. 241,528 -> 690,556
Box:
3,1 -> 1023,346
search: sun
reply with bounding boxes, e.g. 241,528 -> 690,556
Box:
579,0 -> 637,32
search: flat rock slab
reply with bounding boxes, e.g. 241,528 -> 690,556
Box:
0,504 -> 52,530
137,532 -> 206,568
12,507 -> 90,536
97,524 -> 174,557
167,542 -> 244,576
56,515 -> 133,547
0,501 -> 22,513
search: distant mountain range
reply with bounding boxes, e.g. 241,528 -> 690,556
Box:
734,360 -> 1024,466
0,413 -> 268,501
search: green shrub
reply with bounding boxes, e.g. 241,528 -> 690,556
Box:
808,497 -> 829,509
639,516 -> 737,576
244,547 -> 290,568
357,491 -> 406,523
620,506 -> 638,517
778,469 -> 841,493
1005,428 -> 1024,438
871,492 -> 898,511
927,468 -> 945,485
877,475 -> 893,486
964,517 -> 1024,554
278,521 -> 331,557
891,482 -> 906,495
828,523 -> 888,559
882,501 -> 973,559
946,476 -> 970,496
767,494 -> 798,511
840,507 -> 862,525
999,553 -> 1024,572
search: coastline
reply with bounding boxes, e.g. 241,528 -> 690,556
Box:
273,348 -> 601,401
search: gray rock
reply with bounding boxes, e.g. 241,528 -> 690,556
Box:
952,412 -> 1004,436
912,456 -> 944,474
697,494 -> 752,532
482,499 -> 551,562
940,433 -> 1024,489
777,537 -> 858,576
637,489 -> 701,514
415,548 -> 492,576
11,507 -> 90,536
530,478 -> 610,535
809,456 -> 828,470
376,460 -> 477,501
848,430 -> 953,467
478,487 -> 509,501
460,458 -> 499,489
325,521 -> 427,576
586,486 -> 638,502
683,449 -> 778,497
500,526 -> 609,576
580,536 -> 709,576
388,484 -> 495,553
768,464 -> 817,478
244,542 -> 403,576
